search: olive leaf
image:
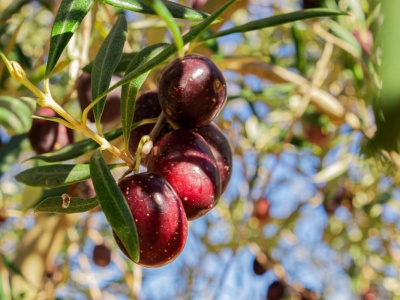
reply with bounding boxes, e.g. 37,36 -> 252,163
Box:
200,8 -> 347,41
15,163 -> 122,188
82,52 -> 137,74
34,196 -> 98,214
90,150 -> 139,262
91,14 -> 127,131
100,0 -> 209,21
46,0 -> 94,77
141,0 -> 183,57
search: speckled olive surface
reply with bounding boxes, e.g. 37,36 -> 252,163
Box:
158,54 -> 227,128
195,122 -> 232,193
147,129 -> 221,220
115,172 -> 188,267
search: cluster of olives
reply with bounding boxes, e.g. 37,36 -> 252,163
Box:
116,54 -> 233,267
28,54 -> 232,268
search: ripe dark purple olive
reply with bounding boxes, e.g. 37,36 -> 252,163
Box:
158,54 -> 227,128
28,107 -> 74,154
267,281 -> 285,300
115,172 -> 188,267
92,243 -> 112,267
147,129 -> 221,220
76,73 -> 121,124
195,122 -> 232,193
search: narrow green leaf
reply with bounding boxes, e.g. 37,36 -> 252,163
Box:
15,163 -> 122,188
141,0 -> 183,57
34,196 -> 98,214
27,119 -> 155,162
121,43 -> 168,154
46,0 -> 94,77
26,186 -> 69,211
92,15 -> 127,131
90,150 -> 139,262
291,22 -> 307,75
0,96 -> 35,135
82,52 -> 137,74
100,0 -> 209,21
200,8 -> 347,41
98,0 -> 238,101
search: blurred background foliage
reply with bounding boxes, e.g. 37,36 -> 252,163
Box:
0,0 -> 398,299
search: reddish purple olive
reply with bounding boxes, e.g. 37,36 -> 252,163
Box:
195,122 -> 232,193
147,129 -> 221,220
92,243 -> 112,267
267,281 -> 285,300
76,73 -> 121,124
158,54 -> 227,128
28,107 -> 74,154
115,172 -> 188,267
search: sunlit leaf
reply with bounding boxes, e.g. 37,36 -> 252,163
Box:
141,0 -> 183,57
82,52 -> 137,74
45,0 -> 94,77
15,163 -> 122,188
89,150 -> 139,262
34,196 -> 98,214
200,8 -> 347,41
100,0 -> 209,20
91,15 -> 127,131
121,43 -> 168,154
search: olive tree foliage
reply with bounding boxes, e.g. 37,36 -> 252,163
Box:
0,0 -> 395,299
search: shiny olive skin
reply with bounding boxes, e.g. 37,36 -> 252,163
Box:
147,129 -> 221,220
158,54 -> 227,129
115,172 -> 188,267
195,122 -> 232,193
